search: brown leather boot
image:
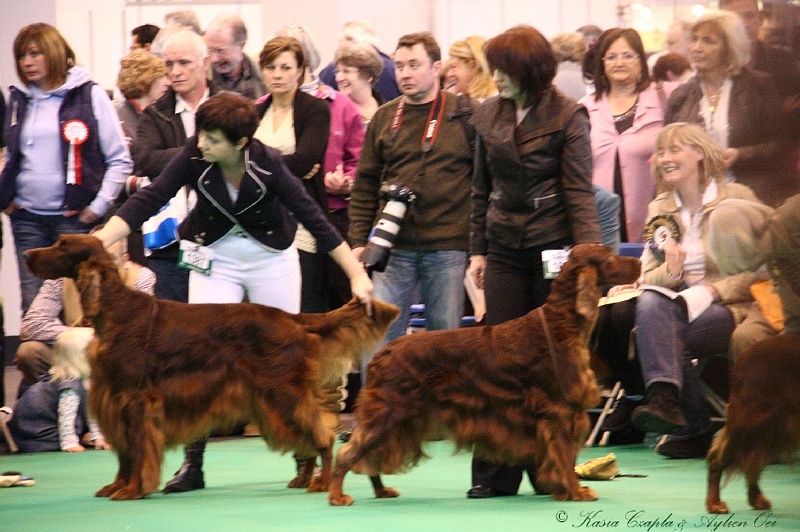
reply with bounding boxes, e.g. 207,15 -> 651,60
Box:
631,382 -> 686,434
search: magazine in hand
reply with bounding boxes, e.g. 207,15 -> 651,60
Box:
599,284 -> 713,322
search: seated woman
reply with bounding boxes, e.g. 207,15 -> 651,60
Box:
9,327 -> 109,453
626,123 -> 770,459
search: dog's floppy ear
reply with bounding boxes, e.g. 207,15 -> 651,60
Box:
575,266 -> 600,322
76,261 -> 102,319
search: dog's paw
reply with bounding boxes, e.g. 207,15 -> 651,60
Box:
307,478 -> 329,493
287,474 -> 311,489
375,486 -> 400,499
706,500 -> 729,514
329,493 -> 354,506
749,493 -> 771,511
572,485 -> 598,501
108,486 -> 145,500
95,481 -> 123,498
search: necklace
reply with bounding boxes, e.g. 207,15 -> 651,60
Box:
702,80 -> 723,112
613,102 -> 637,123
707,93 -> 720,113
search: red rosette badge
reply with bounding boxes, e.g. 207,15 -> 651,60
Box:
62,119 -> 89,185
642,215 -> 681,261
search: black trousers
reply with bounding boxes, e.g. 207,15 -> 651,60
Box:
470,237 -> 571,494
591,298 -> 643,395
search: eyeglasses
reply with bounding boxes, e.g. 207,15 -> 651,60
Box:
208,45 -> 240,56
333,67 -> 360,76
602,52 -> 639,63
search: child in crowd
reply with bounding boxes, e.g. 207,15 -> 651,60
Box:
8,327 -> 110,453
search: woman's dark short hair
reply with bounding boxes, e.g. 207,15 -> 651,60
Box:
484,25 -> 557,107
259,36 -> 307,79
590,28 -> 651,99
195,92 -> 258,145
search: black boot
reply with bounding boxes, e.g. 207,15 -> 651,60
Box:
631,382 -> 687,435
163,440 -> 206,494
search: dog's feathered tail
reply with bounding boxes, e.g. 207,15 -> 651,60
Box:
295,298 -> 400,385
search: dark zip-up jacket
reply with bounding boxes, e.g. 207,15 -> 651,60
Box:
470,88 -> 601,254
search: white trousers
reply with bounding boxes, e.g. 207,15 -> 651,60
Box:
188,234 -> 301,313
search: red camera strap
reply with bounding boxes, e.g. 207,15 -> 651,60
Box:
389,91 -> 447,153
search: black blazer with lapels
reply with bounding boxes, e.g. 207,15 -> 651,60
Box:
115,137 -> 343,252
255,90 -> 331,209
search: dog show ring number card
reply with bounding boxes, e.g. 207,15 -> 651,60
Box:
178,240 -> 214,275
542,248 -> 571,279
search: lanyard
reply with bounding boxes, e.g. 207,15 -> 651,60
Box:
389,91 -> 447,153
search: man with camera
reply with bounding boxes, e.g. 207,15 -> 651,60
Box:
348,32 -> 475,373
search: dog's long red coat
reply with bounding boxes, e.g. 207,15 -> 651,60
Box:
328,244 -> 641,505
706,333 -> 800,513
24,234 -> 399,500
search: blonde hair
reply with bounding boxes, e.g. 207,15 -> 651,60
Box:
652,123 -> 726,194
550,32 -> 587,63
691,10 -> 751,77
707,199 -> 774,275
117,50 -> 166,99
448,35 -> 496,100
49,327 -> 94,383
342,21 -> 379,47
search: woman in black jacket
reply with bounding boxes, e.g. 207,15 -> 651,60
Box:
467,24 -> 602,499
94,93 -> 372,493
254,36 -> 332,316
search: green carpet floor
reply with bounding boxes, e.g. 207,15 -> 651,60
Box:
1,438 -> 798,531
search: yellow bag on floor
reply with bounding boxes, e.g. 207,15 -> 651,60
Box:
575,453 -> 618,480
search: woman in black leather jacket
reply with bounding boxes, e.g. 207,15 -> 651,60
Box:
467,24 -> 602,500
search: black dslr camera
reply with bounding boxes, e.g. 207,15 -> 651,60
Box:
361,183 -> 417,272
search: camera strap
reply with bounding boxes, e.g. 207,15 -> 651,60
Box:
389,91 -> 447,153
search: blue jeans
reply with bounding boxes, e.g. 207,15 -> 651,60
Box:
635,290 -> 735,438
368,249 -> 467,372
594,185 -> 621,253
9,209 -> 95,314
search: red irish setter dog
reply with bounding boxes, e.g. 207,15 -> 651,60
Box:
328,244 -> 641,506
706,333 -> 800,514
24,234 -> 399,501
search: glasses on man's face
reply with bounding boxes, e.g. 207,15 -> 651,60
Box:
603,52 -> 639,63
208,45 -> 239,57
333,67 -> 360,76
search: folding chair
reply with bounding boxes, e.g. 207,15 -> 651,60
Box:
1,407 -> 18,453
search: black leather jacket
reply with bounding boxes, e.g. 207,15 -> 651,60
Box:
470,88 -> 601,253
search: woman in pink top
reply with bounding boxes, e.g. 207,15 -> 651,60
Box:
580,28 -> 675,243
